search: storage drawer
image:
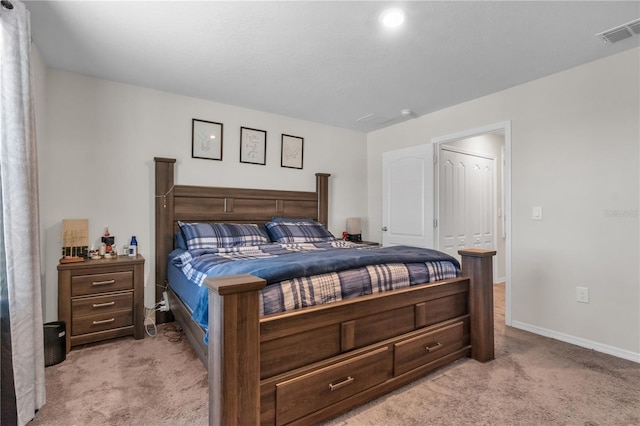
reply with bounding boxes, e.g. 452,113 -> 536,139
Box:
71,271 -> 133,296
72,309 -> 133,336
72,292 -> 133,317
394,321 -> 465,376
276,346 -> 391,425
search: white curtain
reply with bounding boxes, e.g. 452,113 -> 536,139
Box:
0,1 -> 46,424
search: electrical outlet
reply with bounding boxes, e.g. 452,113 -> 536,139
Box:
160,291 -> 170,311
576,286 -> 589,303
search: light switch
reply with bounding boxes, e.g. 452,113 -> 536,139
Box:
532,206 -> 543,220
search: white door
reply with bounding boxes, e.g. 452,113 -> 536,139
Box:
438,147 -> 495,262
382,145 -> 433,248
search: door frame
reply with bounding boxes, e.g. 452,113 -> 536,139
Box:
432,121 -> 512,326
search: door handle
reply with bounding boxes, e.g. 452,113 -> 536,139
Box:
382,226 -> 388,231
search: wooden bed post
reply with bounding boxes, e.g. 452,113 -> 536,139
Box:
316,173 -> 330,228
459,249 -> 496,363
154,157 -> 176,324
205,274 -> 266,426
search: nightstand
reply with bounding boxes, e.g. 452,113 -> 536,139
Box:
57,255 -> 145,353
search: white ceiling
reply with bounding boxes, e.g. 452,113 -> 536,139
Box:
24,1 -> 640,133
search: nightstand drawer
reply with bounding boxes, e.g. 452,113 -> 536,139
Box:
72,309 -> 133,336
71,271 -> 133,296
72,293 -> 133,316
276,346 -> 391,425
394,321 -> 465,376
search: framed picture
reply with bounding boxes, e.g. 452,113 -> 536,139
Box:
240,127 -> 267,165
192,119 -> 223,160
281,134 -> 304,169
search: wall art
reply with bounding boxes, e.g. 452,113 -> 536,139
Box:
192,119 -> 223,160
281,134 -> 303,169
240,127 -> 267,165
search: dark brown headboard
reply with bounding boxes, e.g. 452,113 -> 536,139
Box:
154,157 -> 330,322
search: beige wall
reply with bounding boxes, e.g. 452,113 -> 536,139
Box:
366,48 -> 640,360
34,68 -> 368,320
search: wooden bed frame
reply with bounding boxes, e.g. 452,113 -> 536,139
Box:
154,157 -> 495,425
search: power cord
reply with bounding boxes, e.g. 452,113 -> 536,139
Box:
162,323 -> 185,342
144,303 -> 163,337
145,283 -> 171,337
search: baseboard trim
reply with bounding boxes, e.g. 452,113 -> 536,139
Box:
511,320 -> 640,364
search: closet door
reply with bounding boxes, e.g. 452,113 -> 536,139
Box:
438,147 -> 495,261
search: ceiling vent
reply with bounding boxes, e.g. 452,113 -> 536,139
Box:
597,19 -> 640,44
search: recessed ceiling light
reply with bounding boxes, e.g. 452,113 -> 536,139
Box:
379,8 -> 405,29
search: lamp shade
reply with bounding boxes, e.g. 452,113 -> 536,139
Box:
346,217 -> 361,235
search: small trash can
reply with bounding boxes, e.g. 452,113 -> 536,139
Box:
43,321 -> 66,367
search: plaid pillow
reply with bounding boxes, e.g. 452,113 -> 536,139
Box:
178,222 -> 269,249
265,221 -> 335,243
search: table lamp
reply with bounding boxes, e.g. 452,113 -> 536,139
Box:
346,217 -> 362,242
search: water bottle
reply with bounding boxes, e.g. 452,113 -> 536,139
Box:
129,236 -> 138,257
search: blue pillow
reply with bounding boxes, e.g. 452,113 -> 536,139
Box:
178,222 -> 269,249
174,231 -> 188,250
265,221 -> 335,243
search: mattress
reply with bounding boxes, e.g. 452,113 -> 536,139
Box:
168,242 -> 461,339
168,250 -> 200,313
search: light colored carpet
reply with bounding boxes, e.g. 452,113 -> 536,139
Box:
326,284 -> 640,425
30,285 -> 640,425
30,325 -> 208,425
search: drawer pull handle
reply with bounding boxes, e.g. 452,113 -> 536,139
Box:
328,376 -> 354,392
92,318 -> 115,325
92,279 -> 115,286
92,301 -> 116,308
425,342 -> 443,353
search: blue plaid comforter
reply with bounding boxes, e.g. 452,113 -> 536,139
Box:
171,242 -> 461,338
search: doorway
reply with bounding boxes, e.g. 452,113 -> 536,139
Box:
433,122 -> 512,326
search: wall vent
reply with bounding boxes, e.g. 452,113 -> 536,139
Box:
597,19 -> 640,44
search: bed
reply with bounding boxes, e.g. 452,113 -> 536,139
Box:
154,157 -> 495,425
